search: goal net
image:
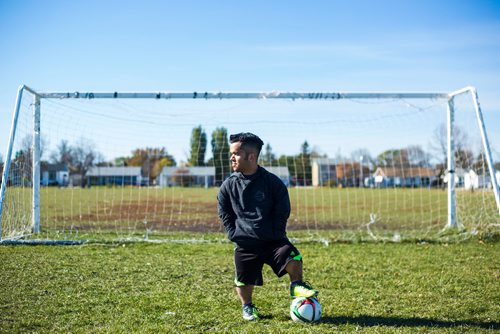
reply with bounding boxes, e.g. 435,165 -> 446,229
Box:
1,86 -> 499,243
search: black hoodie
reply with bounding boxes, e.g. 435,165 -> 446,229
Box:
217,166 -> 291,248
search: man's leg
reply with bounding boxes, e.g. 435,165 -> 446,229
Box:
234,247 -> 262,321
284,255 -> 318,299
269,240 -> 319,299
236,285 -> 260,320
236,285 -> 254,305
285,259 -> 303,282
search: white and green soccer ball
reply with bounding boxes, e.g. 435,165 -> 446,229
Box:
290,297 -> 322,322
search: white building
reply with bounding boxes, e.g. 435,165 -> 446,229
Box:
442,168 -> 466,188
41,163 -> 69,186
263,166 -> 291,186
463,169 -> 500,190
373,166 -> 437,188
311,158 -> 337,187
443,168 -> 500,190
158,166 -> 215,188
86,166 -> 143,186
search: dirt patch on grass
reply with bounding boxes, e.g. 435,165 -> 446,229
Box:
51,198 -> 436,233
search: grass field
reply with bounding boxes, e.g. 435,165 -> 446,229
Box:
0,239 -> 498,333
2,186 -> 499,242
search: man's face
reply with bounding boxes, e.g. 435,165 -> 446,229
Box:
230,141 -> 255,173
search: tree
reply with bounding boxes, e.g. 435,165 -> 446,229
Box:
152,157 -> 175,180
295,141 -> 312,186
50,140 -> 73,165
10,149 -> 30,186
278,154 -> 296,184
210,127 -> 230,185
430,124 -> 469,166
473,152 -> 489,174
10,135 -> 46,186
429,124 -> 475,185
277,141 -> 324,186
259,143 -> 277,166
188,125 -> 207,166
114,156 -> 128,166
454,149 -> 474,169
377,149 -> 407,167
406,145 -> 432,167
376,146 -> 430,168
48,139 -> 105,187
351,148 -> 375,171
127,147 -> 175,183
71,138 -> 103,187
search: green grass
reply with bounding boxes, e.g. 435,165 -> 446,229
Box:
1,240 -> 498,333
3,187 -> 499,242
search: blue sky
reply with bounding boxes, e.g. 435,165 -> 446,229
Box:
1,0 -> 499,162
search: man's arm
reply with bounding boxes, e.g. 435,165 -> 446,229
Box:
217,185 -> 236,239
272,177 -> 291,235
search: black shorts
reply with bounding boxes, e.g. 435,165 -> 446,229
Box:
234,239 -> 302,286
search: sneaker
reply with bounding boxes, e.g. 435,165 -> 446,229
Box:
242,303 -> 260,321
290,281 -> 319,299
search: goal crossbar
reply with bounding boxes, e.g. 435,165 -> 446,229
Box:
37,90 -> 450,100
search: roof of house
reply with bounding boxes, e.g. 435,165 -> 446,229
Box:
41,163 -> 69,172
374,166 -> 437,178
160,166 -> 216,176
87,166 -> 142,177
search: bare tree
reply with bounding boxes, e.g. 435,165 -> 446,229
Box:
429,124 -> 469,166
71,138 -> 103,187
19,135 -> 48,167
351,148 -> 375,170
406,145 -> 432,167
50,139 -> 73,165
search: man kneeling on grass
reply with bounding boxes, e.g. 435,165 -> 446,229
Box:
217,132 -> 319,321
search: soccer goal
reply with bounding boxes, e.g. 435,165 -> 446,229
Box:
0,85 -> 498,244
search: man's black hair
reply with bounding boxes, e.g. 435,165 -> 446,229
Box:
229,132 -> 264,155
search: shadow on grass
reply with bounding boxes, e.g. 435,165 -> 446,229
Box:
321,315 -> 499,330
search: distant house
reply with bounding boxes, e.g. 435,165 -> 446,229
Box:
158,166 -> 215,187
41,163 -> 69,186
336,162 -> 371,187
312,158 -> 370,187
442,167 -> 500,190
373,166 -> 437,188
312,158 -> 337,187
86,166 -> 143,186
262,166 -> 291,186
442,168 -> 466,188
463,169 -> 500,190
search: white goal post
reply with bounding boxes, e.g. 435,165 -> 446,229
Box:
0,85 -> 499,242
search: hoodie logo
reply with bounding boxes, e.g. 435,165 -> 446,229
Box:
254,191 -> 265,202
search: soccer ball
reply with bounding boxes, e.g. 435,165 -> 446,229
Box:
290,297 -> 322,322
